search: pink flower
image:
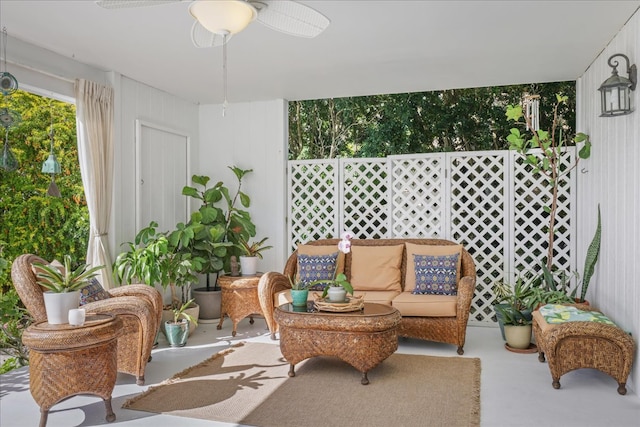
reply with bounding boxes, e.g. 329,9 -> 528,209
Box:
338,239 -> 351,254
341,231 -> 355,240
338,231 -> 354,253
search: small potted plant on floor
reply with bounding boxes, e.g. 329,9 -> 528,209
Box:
165,298 -> 199,347
494,302 -> 533,350
34,255 -> 104,324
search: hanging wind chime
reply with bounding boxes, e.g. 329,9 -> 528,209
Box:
523,94 -> 540,131
42,110 -> 62,197
0,26 -> 20,171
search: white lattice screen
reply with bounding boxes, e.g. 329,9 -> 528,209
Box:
287,148 -> 577,324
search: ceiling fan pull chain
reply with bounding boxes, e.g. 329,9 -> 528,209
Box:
222,31 -> 228,117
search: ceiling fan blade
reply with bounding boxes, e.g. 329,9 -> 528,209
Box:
191,21 -> 232,48
95,0 -> 181,9
251,0 -> 330,38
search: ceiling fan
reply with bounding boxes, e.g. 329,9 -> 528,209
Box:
95,0 -> 331,48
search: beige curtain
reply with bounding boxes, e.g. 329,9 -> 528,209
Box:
75,79 -> 115,289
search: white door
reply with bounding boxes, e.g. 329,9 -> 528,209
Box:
136,120 -> 190,235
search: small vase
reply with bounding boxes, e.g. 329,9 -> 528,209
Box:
327,286 -> 347,302
291,289 -> 309,307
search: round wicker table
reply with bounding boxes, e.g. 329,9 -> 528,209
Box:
22,314 -> 122,427
217,274 -> 264,336
274,302 -> 401,385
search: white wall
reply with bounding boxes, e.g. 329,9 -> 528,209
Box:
576,8 -> 639,395
111,75 -> 200,255
198,101 -> 289,274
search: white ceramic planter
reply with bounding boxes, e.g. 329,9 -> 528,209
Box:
43,291 -> 80,325
327,286 -> 347,302
239,256 -> 258,276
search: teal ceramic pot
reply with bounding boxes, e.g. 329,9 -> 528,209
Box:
165,320 -> 189,347
291,289 -> 309,306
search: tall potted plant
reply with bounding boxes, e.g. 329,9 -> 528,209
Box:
506,93 -> 593,291
113,221 -> 202,335
177,166 -> 258,321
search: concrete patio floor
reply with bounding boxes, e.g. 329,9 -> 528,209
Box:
1,318 -> 639,427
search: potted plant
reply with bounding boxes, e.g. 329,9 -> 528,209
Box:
34,255 -> 104,324
164,298 -> 198,347
492,272 -> 538,340
288,276 -> 315,307
506,94 -> 592,274
494,302 -> 533,350
237,236 -> 273,275
113,221 -> 202,335
178,167 -> 258,321
302,231 -> 355,302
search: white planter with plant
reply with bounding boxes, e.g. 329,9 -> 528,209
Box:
34,255 -> 104,325
238,237 -> 272,276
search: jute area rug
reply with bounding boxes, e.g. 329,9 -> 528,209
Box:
123,342 -> 480,427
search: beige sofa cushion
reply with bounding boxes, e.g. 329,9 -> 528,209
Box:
392,292 -> 457,317
352,290 -> 400,306
350,245 -> 403,292
404,243 -> 463,293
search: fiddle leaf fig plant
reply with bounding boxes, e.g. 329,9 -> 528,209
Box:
171,166 -> 257,290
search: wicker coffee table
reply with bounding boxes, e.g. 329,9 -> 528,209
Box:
274,302 -> 401,385
22,314 -> 122,427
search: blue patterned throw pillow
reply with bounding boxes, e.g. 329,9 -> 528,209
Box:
298,252 -> 338,291
79,277 -> 111,305
412,253 -> 460,296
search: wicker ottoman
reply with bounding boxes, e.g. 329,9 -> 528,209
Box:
22,314 -> 122,427
533,308 -> 634,395
275,302 -> 401,385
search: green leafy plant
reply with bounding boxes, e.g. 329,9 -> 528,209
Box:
506,94 -> 592,271
33,254 -> 104,293
0,289 -> 32,371
113,221 -> 203,308
288,275 -> 314,291
169,298 -> 199,326
494,303 -> 532,326
575,205 -> 602,303
238,236 -> 273,258
170,167 -> 257,290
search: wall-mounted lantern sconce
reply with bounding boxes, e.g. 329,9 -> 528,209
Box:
598,53 -> 636,117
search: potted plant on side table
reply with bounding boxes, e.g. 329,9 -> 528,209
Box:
34,255 -> 104,324
238,236 -> 273,276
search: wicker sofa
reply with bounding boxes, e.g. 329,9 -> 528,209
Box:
258,238 -> 476,354
12,254 -> 163,385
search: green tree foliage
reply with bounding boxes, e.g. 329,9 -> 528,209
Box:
0,90 -> 89,292
289,82 -> 576,159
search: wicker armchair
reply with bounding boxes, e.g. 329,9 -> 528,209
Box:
258,238 -> 476,354
11,254 -> 163,385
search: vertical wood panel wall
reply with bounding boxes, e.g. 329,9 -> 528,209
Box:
111,76 -> 199,256
576,8 -> 639,395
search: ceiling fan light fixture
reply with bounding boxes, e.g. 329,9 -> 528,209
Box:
189,0 -> 257,35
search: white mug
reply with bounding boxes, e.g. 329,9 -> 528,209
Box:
68,308 -> 86,326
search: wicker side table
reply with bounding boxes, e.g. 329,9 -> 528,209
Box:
22,314 -> 122,427
217,274 -> 264,336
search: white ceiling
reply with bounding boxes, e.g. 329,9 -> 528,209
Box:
2,1 -> 639,105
